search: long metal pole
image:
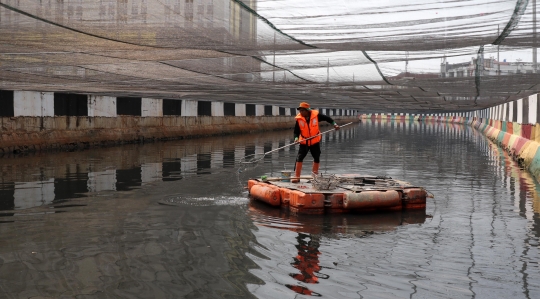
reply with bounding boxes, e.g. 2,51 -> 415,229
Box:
242,122 -> 355,164
263,122 -> 355,156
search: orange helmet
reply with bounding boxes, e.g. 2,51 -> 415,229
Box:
297,102 -> 310,110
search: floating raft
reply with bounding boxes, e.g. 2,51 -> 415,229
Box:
248,174 -> 427,214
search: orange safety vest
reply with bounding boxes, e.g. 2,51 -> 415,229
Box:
295,110 -> 321,146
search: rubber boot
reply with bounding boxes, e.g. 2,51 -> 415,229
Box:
292,162 -> 303,183
312,162 -> 320,176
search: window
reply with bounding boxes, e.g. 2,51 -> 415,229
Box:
224,102 -> 235,116
246,104 -> 255,116
163,99 -> 182,115
264,105 -> 273,116
0,90 -> 14,117
54,93 -> 88,116
197,101 -> 211,116
117,97 -> 142,115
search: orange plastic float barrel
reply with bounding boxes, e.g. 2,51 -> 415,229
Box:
326,193 -> 345,213
250,184 -> 281,206
289,190 -> 325,214
402,188 -> 427,209
279,188 -> 291,206
343,190 -> 401,210
248,179 -> 258,191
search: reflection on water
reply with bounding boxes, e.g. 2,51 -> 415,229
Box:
0,132 -> 307,211
287,234 -> 323,296
1,120 -> 540,298
248,184 -> 428,296
0,125 -> 361,212
248,199 -> 427,236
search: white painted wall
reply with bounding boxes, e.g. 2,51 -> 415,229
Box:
142,98 -> 163,117
42,93 -> 55,116
235,103 -> 246,116
517,98 -> 523,123
529,94 -> 538,124
14,91 -> 54,117
211,101 -> 224,116
182,100 -> 198,116
272,106 -> 279,116
285,107 -> 291,116
255,105 -> 265,116
88,95 -> 116,117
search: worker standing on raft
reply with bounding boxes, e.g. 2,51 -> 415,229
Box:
293,102 -> 340,183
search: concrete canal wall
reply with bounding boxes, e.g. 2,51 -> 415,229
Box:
361,93 -> 540,182
0,90 -> 357,154
455,94 -> 540,181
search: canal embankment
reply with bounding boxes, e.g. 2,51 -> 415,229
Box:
361,92 -> 540,183
0,90 -> 357,154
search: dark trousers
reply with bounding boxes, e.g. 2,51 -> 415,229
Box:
296,142 -> 321,163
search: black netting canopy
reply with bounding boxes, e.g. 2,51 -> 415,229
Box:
1,0 -> 540,113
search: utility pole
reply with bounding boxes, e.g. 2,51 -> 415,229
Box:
327,59 -> 330,84
405,51 -> 409,74
497,25 -> 500,74
534,0 -> 537,72
273,32 -> 276,82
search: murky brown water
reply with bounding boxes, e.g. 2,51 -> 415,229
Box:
1,120 -> 540,298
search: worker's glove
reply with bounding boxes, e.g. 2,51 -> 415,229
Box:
294,137 -> 299,142
334,124 -> 340,130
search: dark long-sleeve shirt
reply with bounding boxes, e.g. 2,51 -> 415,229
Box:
294,112 -> 336,139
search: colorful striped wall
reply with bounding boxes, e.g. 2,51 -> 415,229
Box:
359,94 -> 540,180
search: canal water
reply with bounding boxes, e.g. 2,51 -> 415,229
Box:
1,120 -> 540,298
